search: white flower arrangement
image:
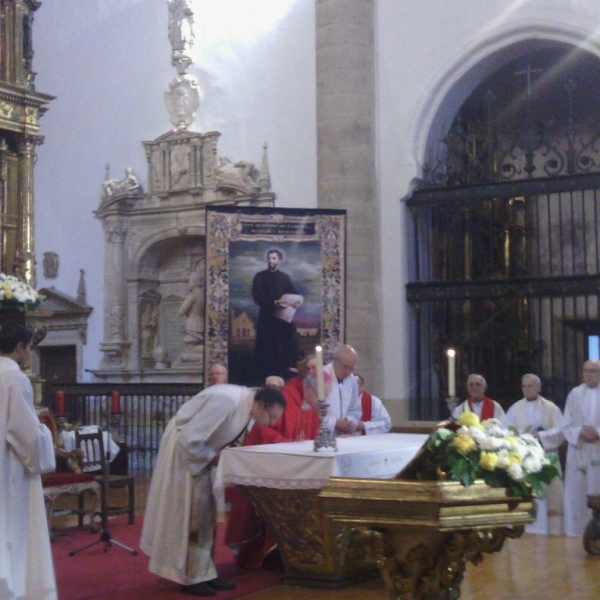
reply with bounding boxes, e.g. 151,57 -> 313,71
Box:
425,411 -> 560,498
0,273 -> 44,311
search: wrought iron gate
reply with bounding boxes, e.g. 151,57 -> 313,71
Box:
406,172 -> 600,419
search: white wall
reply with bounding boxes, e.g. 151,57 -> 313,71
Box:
33,0 -> 316,380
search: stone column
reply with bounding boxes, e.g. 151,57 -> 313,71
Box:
99,223 -> 129,367
316,0 -> 382,384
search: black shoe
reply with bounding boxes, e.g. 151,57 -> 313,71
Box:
206,577 -> 237,591
180,582 -> 217,597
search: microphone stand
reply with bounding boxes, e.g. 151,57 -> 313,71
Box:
69,410 -> 138,556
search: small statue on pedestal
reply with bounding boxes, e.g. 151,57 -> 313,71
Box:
175,271 -> 204,365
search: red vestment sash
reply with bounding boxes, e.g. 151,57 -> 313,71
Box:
467,396 -> 495,420
361,392 -> 373,421
360,392 -> 373,435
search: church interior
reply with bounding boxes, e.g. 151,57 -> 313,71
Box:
2,0 -> 600,598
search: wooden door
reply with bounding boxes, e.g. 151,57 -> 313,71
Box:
39,345 -> 77,403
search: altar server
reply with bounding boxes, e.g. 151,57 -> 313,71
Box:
562,360 -> 600,537
140,384 -> 285,597
504,374 -> 564,534
0,323 -> 57,600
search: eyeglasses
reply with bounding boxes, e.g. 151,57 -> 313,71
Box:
583,368 -> 600,373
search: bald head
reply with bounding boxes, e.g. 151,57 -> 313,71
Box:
332,344 -> 358,382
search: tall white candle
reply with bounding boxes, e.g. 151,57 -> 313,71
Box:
447,349 -> 456,397
315,345 -> 325,400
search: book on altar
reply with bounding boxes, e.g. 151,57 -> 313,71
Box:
275,293 -> 304,323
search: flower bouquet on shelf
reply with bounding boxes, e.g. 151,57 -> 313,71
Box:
0,273 -> 45,331
398,411 -> 560,499
0,273 -> 45,313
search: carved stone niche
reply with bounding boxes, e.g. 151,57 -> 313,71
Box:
92,128 -> 275,384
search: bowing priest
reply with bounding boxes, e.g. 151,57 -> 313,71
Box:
140,384 -> 286,597
0,323 -> 57,600
451,373 -> 505,421
224,356 -> 325,570
503,373 -> 564,534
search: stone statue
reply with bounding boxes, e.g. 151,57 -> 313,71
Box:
215,155 -> 260,191
140,301 -> 160,358
167,0 -> 195,53
102,166 -> 142,198
179,271 -> 204,352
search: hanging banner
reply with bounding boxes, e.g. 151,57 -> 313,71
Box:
205,206 -> 346,385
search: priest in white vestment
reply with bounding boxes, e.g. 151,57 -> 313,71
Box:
0,323 -> 57,600
562,360 -> 600,538
140,384 -> 285,597
323,344 -> 361,435
503,373 -> 564,535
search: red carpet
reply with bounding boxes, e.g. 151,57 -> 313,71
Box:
51,518 -> 284,600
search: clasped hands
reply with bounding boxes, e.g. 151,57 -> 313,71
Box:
579,425 -> 600,443
335,418 -> 357,434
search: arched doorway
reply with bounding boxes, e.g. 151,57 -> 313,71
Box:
407,44 -> 600,419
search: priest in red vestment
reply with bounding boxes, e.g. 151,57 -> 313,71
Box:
451,373 -> 505,421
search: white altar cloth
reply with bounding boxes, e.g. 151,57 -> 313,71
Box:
215,433 -> 428,490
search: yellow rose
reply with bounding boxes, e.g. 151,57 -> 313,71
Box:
479,451 -> 499,471
458,411 -> 480,428
452,433 -> 476,455
2,283 -> 12,299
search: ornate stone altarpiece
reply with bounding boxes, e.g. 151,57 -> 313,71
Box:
93,131 -> 274,384
91,1 -> 275,384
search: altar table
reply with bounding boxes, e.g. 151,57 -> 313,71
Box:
216,433 -> 428,587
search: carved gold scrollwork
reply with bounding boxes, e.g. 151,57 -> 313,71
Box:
242,486 -> 330,571
352,526 -> 524,600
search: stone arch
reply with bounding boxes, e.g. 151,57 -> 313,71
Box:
411,23 -> 600,171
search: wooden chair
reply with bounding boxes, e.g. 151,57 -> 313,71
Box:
38,410 -> 100,535
75,427 -> 135,525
